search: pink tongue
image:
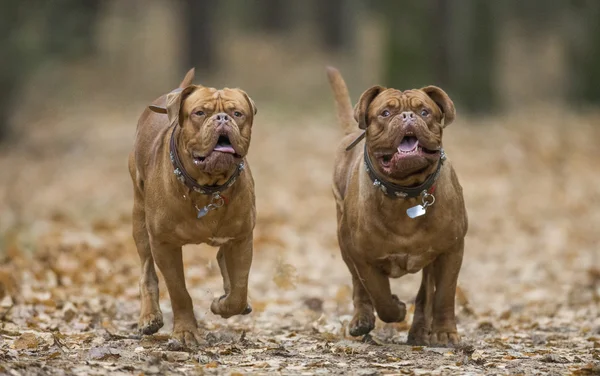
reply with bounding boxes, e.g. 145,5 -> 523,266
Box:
398,136 -> 418,152
214,145 -> 235,154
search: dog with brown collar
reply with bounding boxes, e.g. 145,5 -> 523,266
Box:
327,67 -> 468,346
128,68 -> 257,346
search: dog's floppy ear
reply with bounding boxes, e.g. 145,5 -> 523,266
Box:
421,86 -> 455,127
354,86 -> 385,130
237,89 -> 257,116
149,105 -> 167,114
164,86 -> 196,126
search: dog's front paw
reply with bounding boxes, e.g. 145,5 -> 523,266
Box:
349,311 -> 375,337
407,326 -> 430,346
376,294 -> 407,323
210,295 -> 252,319
171,328 -> 204,348
430,330 -> 460,347
138,311 -> 164,335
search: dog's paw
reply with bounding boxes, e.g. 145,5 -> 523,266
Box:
349,311 -> 375,337
407,326 -> 430,346
391,294 -> 407,319
171,328 -> 205,348
376,294 -> 407,323
210,295 -> 252,319
429,330 -> 460,347
138,311 -> 164,335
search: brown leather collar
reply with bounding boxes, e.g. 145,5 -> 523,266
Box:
363,143 -> 446,199
169,126 -> 244,195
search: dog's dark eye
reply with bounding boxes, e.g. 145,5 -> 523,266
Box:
233,111 -> 243,117
420,109 -> 429,117
194,110 -> 205,116
381,110 -> 390,117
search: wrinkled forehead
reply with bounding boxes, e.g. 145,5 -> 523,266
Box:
183,86 -> 249,112
371,89 -> 439,114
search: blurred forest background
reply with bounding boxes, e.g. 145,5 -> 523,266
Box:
2,0 -> 600,141
0,1 -> 599,374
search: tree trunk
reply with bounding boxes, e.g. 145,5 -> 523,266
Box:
257,0 -> 290,32
185,0 -> 215,72
383,0 -> 433,90
567,1 -> 600,104
314,0 -> 357,52
382,0 -> 497,113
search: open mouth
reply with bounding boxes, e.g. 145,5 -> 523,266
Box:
214,135 -> 236,154
378,134 -> 438,169
192,135 -> 241,164
398,134 -> 437,155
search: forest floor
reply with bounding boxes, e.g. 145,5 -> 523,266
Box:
0,103 -> 599,375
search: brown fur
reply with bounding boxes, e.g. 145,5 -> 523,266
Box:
128,68 -> 257,346
327,67 -> 468,346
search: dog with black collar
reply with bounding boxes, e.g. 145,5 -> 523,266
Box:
128,68 -> 257,347
327,67 -> 468,346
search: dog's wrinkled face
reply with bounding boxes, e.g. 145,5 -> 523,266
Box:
167,85 -> 257,175
355,85 -> 455,185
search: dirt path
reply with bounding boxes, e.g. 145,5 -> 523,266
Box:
0,105 -> 599,375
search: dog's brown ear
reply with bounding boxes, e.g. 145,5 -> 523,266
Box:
421,86 -> 455,127
165,86 -> 196,126
237,89 -> 257,116
354,86 -> 385,130
148,105 -> 167,114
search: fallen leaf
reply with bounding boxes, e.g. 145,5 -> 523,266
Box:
13,333 -> 40,350
304,297 -> 324,312
88,346 -> 120,361
477,321 -> 496,332
572,363 -> 600,375
164,351 -> 190,362
273,261 -> 297,290
541,353 -> 571,363
62,302 -> 77,322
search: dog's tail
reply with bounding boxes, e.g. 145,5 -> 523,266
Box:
326,66 -> 356,135
179,68 -> 195,88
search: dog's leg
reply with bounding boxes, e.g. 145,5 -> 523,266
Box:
216,249 -> 231,295
352,257 -> 406,324
430,239 -> 464,346
341,249 -> 375,336
133,196 -> 164,335
211,235 -> 253,318
151,242 -> 202,347
407,264 -> 434,345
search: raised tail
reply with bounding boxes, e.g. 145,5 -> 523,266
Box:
326,66 -> 356,135
179,68 -> 195,88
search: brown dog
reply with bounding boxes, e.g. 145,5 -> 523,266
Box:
327,67 -> 468,346
128,68 -> 257,346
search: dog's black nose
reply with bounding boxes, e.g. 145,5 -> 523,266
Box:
215,113 -> 230,124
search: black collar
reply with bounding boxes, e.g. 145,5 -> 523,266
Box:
363,144 -> 446,199
169,126 -> 244,195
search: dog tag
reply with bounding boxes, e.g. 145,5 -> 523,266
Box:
197,206 -> 210,218
195,193 -> 225,219
406,204 -> 426,219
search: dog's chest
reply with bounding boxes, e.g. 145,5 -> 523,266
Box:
356,223 -> 446,277
374,246 -> 440,277
172,217 -> 235,247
